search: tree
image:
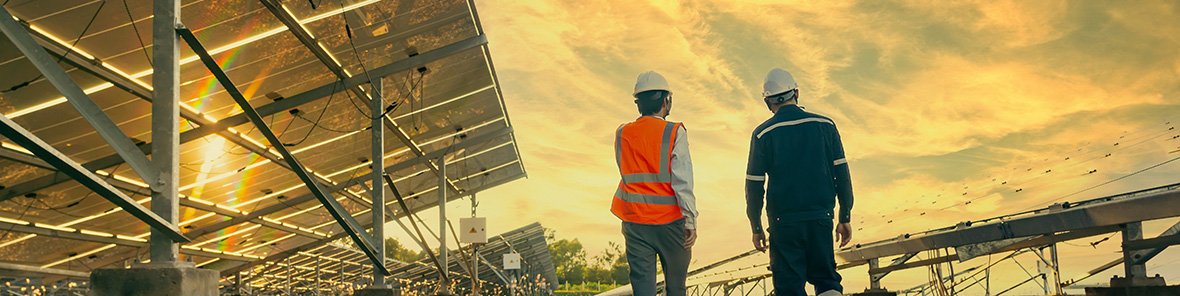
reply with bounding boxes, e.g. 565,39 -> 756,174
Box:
546,228 -> 630,288
549,238 -> 588,284
385,238 -> 425,262
587,242 -> 628,284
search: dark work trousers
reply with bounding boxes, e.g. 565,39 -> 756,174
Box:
768,218 -> 843,296
623,218 -> 690,296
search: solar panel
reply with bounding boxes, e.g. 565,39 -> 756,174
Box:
0,0 -> 526,290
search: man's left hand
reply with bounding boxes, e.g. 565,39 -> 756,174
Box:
835,223 -> 853,247
684,228 -> 697,249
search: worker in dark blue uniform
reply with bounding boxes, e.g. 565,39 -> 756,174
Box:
745,68 -> 855,296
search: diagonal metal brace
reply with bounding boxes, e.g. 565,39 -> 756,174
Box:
386,174 -> 448,282
176,26 -> 390,276
0,114 -> 189,242
0,6 -> 157,185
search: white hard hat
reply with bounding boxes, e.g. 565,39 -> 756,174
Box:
633,71 -> 671,97
762,68 -> 798,98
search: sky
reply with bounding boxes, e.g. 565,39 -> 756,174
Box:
391,0 -> 1180,293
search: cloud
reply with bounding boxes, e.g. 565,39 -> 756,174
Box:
469,1 -> 1180,291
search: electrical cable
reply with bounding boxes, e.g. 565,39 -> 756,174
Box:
121,0 -> 151,67
293,112 -> 367,133
2,0 -> 106,94
282,78 -> 341,147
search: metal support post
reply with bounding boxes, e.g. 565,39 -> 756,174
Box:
286,257 -> 292,295
868,258 -> 882,290
371,73 -> 388,288
510,269 -> 517,296
472,195 -> 480,296
1036,247 -> 1050,295
150,0 -> 183,265
235,272 -> 242,295
1122,222 -> 1147,278
1050,244 -> 1062,295
438,157 -> 452,295
315,257 -> 322,296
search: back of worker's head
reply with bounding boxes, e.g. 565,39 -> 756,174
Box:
633,71 -> 672,116
765,89 -> 798,108
635,90 -> 671,116
762,68 -> 799,112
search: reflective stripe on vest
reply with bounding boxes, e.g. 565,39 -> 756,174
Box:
614,187 -> 679,205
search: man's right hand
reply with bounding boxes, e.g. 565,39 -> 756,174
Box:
753,232 -> 768,252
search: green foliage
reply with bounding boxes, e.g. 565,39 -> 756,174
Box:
546,228 -> 630,289
385,238 -> 426,262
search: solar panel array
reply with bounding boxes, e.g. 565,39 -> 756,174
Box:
0,0 -> 528,292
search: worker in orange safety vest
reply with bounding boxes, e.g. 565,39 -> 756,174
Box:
612,70 -> 699,296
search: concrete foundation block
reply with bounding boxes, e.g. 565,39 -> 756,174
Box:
851,288 -> 898,296
90,264 -> 218,296
353,287 -> 399,296
1085,285 -> 1180,296
1110,275 -> 1167,287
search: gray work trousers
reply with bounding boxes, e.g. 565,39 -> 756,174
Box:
623,218 -> 690,296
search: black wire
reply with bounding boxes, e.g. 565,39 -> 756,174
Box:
293,112 -> 367,133
121,0 -> 151,67
282,78 -> 340,147
336,0 -> 395,121
0,202 -> 34,241
1,0 -> 106,94
380,71 -> 423,118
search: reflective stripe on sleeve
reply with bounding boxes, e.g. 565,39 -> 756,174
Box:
833,158 -> 847,166
755,117 -> 835,139
746,174 -> 766,182
615,188 -> 679,205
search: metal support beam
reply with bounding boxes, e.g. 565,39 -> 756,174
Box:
177,26 -> 389,275
0,115 -> 187,242
150,0 -> 184,264
0,262 -> 89,279
0,4 -> 156,183
870,254 -> 958,275
1124,233 -> 1180,251
839,183 -> 1180,262
0,220 -> 254,261
869,252 -> 917,286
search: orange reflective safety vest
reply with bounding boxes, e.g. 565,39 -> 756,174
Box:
611,116 -> 684,225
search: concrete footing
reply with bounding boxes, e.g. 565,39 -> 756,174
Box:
1085,276 -> 1178,295
851,288 -> 898,296
89,263 -> 218,296
353,287 -> 399,296
1085,286 -> 1180,296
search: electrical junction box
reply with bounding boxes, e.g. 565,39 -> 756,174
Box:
459,217 -> 487,243
503,253 -> 521,270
